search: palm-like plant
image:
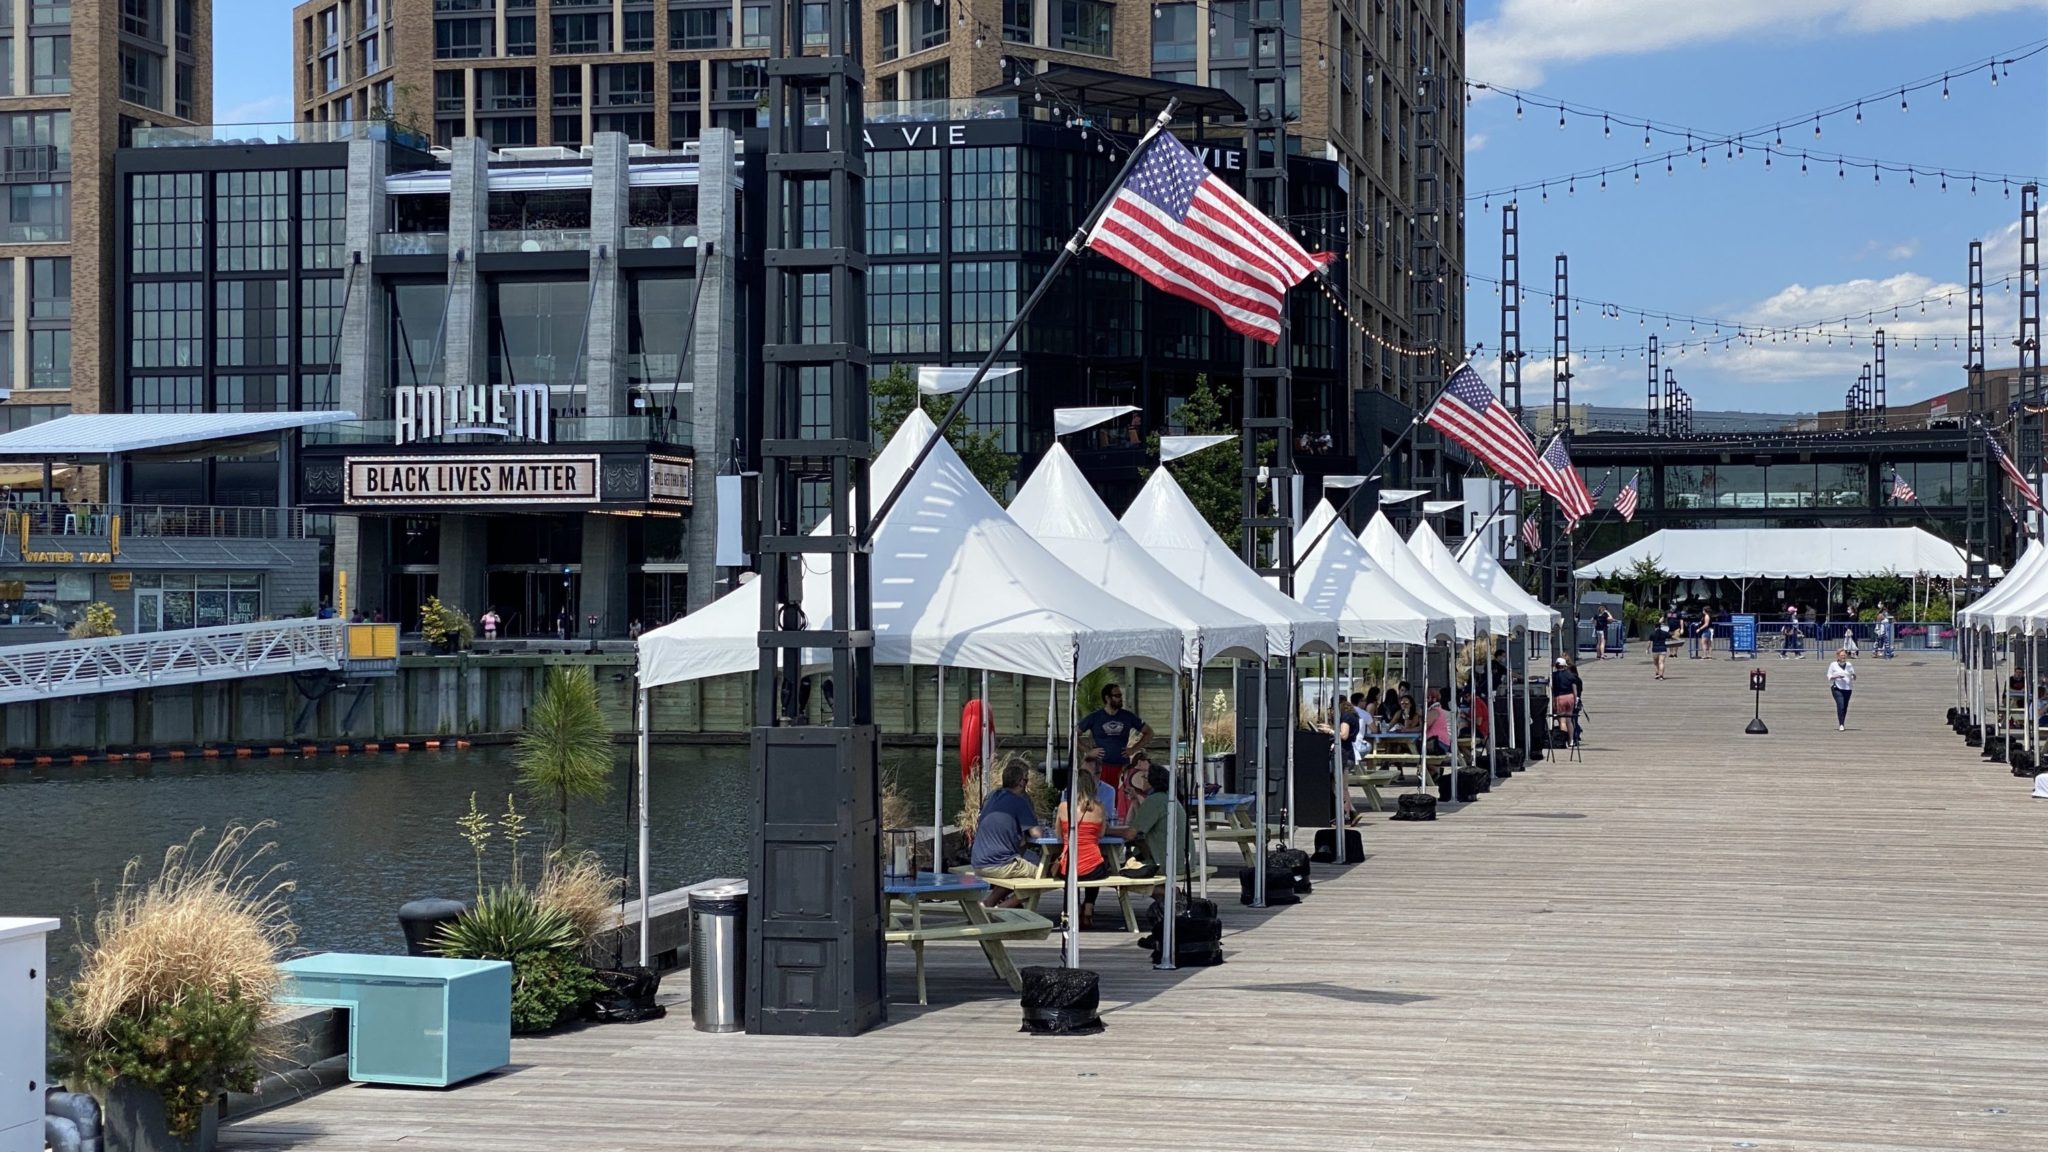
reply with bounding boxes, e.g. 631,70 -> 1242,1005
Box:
516,666 -> 613,852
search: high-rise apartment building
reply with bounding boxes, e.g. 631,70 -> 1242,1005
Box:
0,0 -> 208,457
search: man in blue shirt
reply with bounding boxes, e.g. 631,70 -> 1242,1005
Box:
970,759 -> 1046,904
1077,683 -> 1153,820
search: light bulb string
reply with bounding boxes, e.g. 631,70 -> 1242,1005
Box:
1467,140 -> 2043,205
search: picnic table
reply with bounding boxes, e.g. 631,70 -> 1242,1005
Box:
884,872 -> 1051,1005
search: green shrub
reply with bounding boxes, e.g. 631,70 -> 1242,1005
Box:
432,887 -> 599,1032
507,949 -> 604,1033
52,983 -> 266,1138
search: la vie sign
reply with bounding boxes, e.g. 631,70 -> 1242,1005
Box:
857,121 -> 1246,171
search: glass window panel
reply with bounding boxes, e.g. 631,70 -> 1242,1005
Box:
28,328 -> 67,390
949,261 -> 1016,354
1003,0 -> 1031,42
215,170 -> 290,272
299,168 -> 345,270
671,5 -> 727,49
1151,3 -> 1195,63
389,282 -> 447,394
214,374 -> 289,411
1056,0 -> 1112,55
29,257 -> 67,318
130,280 -> 203,369
301,276 -> 345,365
131,171 -> 203,273
622,8 -> 653,50
867,262 -> 938,354
488,280 -> 590,408
950,147 -> 1016,253
216,280 -> 289,367
627,274 -> 692,386
30,34 -> 68,94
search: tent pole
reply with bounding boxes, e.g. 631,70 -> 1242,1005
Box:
1485,637 -> 1497,779
1284,653 -> 1298,850
635,684 -> 650,969
935,669 -> 945,876
978,668 -> 992,863
1252,658 -> 1268,907
1064,651 -> 1082,968
1335,643 -> 1350,863
1044,675 -> 1056,780
1159,666 -> 1182,970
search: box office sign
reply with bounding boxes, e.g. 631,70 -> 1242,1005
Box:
649,456 -> 693,506
344,455 -> 601,505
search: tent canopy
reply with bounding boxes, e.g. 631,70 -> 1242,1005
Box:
1962,540 -> 2048,631
1355,512 -> 1480,638
1456,533 -> 1564,630
1573,528 -> 1970,581
1291,500 -> 1454,644
1119,467 -> 1338,656
1407,523 -> 1533,634
1008,443 -> 1267,666
636,411 -> 1185,687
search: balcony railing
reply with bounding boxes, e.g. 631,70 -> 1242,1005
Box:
304,415 -> 692,447
131,120 -> 431,151
623,224 -> 697,249
375,232 -> 450,256
865,97 -> 1018,124
478,94 -> 538,111
480,229 -> 592,253
0,222 -> 66,243
5,504 -> 305,541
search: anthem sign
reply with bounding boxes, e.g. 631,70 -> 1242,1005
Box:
344,454 -> 600,505
394,383 -> 551,445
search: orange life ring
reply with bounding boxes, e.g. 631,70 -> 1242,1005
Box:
959,699 -> 994,787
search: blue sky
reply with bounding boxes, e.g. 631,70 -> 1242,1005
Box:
212,0 -> 2048,414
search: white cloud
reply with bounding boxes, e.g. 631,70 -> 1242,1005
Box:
1467,132 -> 1489,155
1885,241 -> 1920,261
1470,0 -> 2048,87
219,95 -> 291,124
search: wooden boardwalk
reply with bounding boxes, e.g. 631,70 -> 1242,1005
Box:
222,651 -> 2048,1152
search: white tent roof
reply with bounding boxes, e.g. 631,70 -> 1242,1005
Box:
1007,444 -> 1267,667
1355,512 -> 1479,639
1573,528 -> 1969,580
1291,500 -> 1454,644
1456,532 -> 1564,630
636,411 -> 1185,687
1960,540 -> 2046,628
1119,468 -> 1337,656
1407,522 -> 1529,634
0,411 -> 357,457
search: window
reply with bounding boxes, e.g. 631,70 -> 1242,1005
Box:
671,4 -> 726,49
480,115 -> 536,147
550,13 -> 609,53
1003,0 -> 1032,42
593,110 -> 654,142
911,0 -> 947,51
488,279 -> 590,391
214,375 -> 288,411
740,4 -> 767,47
388,282 -> 447,389
129,281 -> 203,369
299,168 -> 345,270
433,17 -> 491,58
434,69 -> 465,115
868,263 -> 939,354
552,114 -> 582,146
299,373 -> 338,410
128,376 -> 202,412
622,9 -> 654,51
871,71 -> 897,102
120,46 -> 163,107
800,2 -> 827,47
31,34 -> 68,94
714,58 -> 765,102
0,38 -> 11,96
3,111 -> 71,171
669,59 -> 701,103
627,275 -> 692,386
364,33 -> 380,72
216,280 -> 290,368
505,15 -> 535,54
595,62 -> 653,107
951,147 -> 1016,253
175,61 -> 191,117
476,66 -> 536,111
29,330 -> 67,390
29,0 -> 69,25
30,258 -> 67,319
911,60 -> 948,100
120,0 -> 159,39
877,6 -> 897,60
1057,0 -> 1113,55
175,0 -> 190,51
215,171 -> 289,272
4,182 -> 67,242
1151,3 -> 1195,64
950,262 -> 1016,353
0,404 -> 69,433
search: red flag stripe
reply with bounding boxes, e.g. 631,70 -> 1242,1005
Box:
1116,194 -> 1296,303
1089,220 -> 1283,339
1092,213 -> 1281,327
1195,182 -> 1330,281
1097,196 -> 1293,318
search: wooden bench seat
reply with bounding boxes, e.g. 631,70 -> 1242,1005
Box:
885,906 -> 1054,1003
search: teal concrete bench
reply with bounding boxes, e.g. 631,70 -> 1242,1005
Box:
276,954 -> 511,1087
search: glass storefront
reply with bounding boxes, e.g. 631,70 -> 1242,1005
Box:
132,572 -> 262,632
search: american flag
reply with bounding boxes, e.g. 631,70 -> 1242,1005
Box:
1987,432 -> 2044,511
1615,470 -> 1641,521
1532,433 -> 1595,522
1423,363 -> 1544,485
1519,515 -> 1542,552
1890,469 -> 1917,504
1087,130 -> 1333,344
2005,495 -> 2023,525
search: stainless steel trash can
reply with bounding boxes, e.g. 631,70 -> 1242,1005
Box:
689,883 -> 747,1033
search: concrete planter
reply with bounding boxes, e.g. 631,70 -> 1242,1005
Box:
104,1080 -> 218,1152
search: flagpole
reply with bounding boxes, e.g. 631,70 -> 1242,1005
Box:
863,99 -> 1180,543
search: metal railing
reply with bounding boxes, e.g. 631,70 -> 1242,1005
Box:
480,228 -> 592,253
863,97 -> 1018,124
303,415 -> 691,446
374,231 -> 450,256
0,618 -> 343,705
623,224 -> 696,249
131,121 -> 432,152
3,504 -> 305,541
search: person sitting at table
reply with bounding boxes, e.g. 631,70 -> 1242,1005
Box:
970,757 -> 1048,906
1054,768 -> 1113,930
1120,763 -> 1187,883
1389,695 -> 1421,732
1423,690 -> 1455,758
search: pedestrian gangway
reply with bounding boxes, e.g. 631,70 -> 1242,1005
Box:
0,617 -> 350,705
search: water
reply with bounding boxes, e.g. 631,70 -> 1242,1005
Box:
0,744 -> 965,984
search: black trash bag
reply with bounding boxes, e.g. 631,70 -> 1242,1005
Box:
585,965 -> 666,1024
1236,865 -> 1301,906
1146,904 -> 1225,967
1311,827 -> 1363,863
1467,767 -> 1493,794
1270,847 -> 1313,894
1983,736 -> 2010,762
2009,749 -> 2041,776
1144,897 -> 1219,932
1392,793 -> 1437,821
1019,966 -> 1105,1035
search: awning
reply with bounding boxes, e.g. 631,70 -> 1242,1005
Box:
0,412 -> 356,459
1573,528 -> 1969,580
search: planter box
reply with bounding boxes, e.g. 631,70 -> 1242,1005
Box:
105,1080 -> 217,1152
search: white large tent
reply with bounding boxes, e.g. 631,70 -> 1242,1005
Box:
1959,540 -> 2047,631
1293,500 -> 1454,643
636,410 -> 1185,688
1573,527 -> 1969,580
1009,444 -> 1266,667
1453,531 -> 1561,631
1407,523 -> 1528,635
1119,467 -> 1339,657
1356,512 -> 1481,638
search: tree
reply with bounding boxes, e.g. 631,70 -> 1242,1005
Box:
1141,374 -> 1247,549
870,364 -> 1014,500
516,667 -> 613,853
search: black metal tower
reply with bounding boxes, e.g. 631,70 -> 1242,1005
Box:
1500,202 -> 1524,561
746,0 -> 885,1036
1968,239 -> 1991,577
1412,63 -> 1446,496
1873,328 -> 1887,426
2022,184 -> 2043,517
1646,335 -> 1659,433
1543,254 -> 1571,610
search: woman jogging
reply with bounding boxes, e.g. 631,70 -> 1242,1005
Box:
1827,648 -> 1857,731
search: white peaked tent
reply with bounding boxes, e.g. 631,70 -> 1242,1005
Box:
1407,523 -> 1529,635
1356,512 -> 1481,639
636,410 -> 1185,688
1960,539 -> 2047,629
1119,467 -> 1339,657
1455,532 -> 1563,630
1572,527 -> 1969,580
1293,500 -> 1454,643
1009,444 -> 1268,667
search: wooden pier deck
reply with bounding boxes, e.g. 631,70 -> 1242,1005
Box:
222,651 -> 2048,1152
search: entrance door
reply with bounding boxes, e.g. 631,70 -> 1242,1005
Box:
133,589 -> 163,634
530,570 -> 579,638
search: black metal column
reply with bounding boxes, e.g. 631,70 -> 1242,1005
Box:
1645,335 -> 1659,433
1874,328 -> 1887,426
2022,184 -> 2043,534
746,0 -> 885,1036
1499,201 -> 1521,559
1544,254 -> 1571,610
1412,66 -> 1445,496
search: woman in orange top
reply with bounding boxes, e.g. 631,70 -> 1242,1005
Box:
1055,768 -> 1113,930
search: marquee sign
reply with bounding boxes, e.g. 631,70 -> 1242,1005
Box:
394,383 -> 551,446
344,455 -> 600,505
649,456 -> 694,506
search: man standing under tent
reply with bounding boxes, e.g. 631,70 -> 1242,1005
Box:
1078,683 -> 1153,820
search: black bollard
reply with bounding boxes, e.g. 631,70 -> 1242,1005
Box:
398,898 -> 469,956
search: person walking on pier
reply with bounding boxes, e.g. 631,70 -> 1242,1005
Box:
1827,648 -> 1857,731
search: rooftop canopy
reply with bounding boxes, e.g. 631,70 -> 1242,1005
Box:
0,412 -> 357,459
1574,527 -> 1969,581
982,63 -> 1245,125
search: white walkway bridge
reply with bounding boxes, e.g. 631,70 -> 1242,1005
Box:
0,618 -> 349,705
